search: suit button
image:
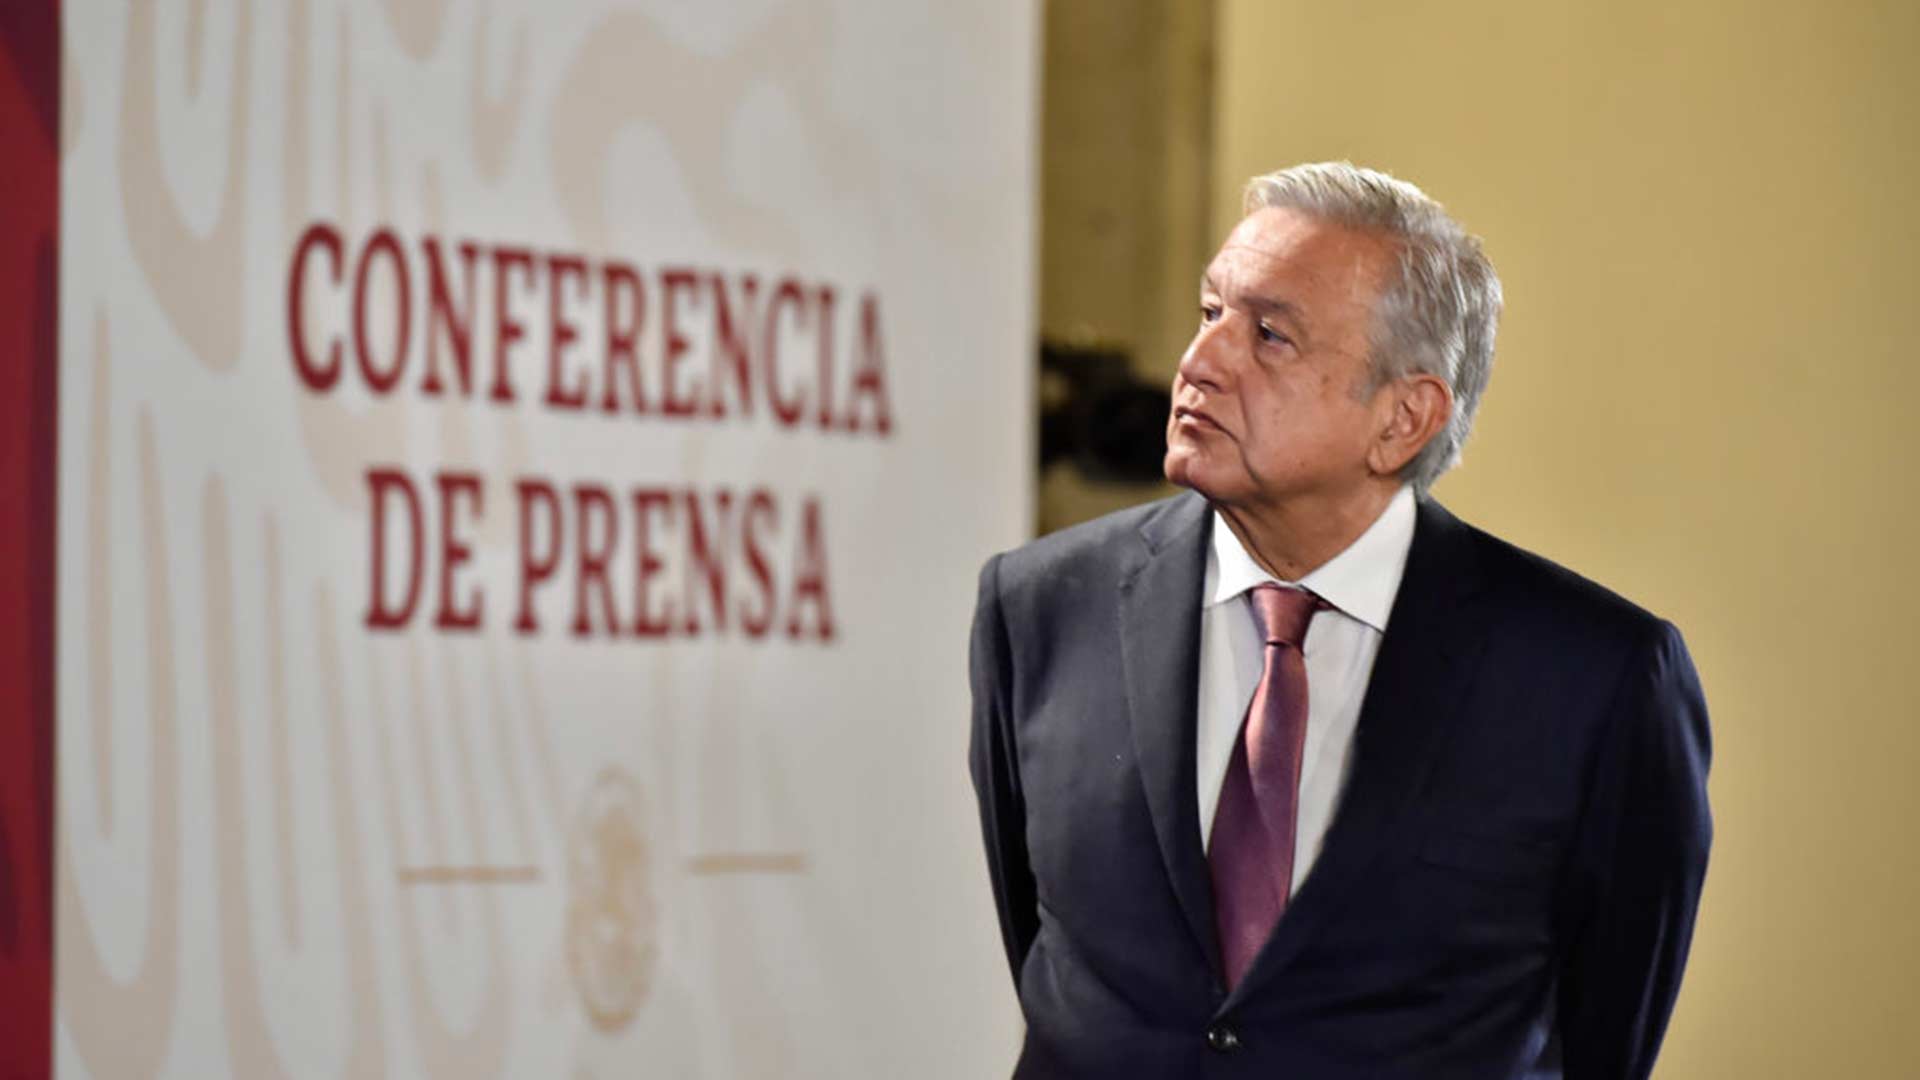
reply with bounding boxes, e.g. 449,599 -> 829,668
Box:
1206,1025 -> 1241,1053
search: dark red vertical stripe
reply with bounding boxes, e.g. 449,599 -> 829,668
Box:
0,0 -> 59,1077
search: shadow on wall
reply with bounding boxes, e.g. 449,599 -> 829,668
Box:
1036,340 -> 1175,535
1040,339 -> 1169,485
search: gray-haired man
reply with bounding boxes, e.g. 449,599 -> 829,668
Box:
970,162 -> 1710,1078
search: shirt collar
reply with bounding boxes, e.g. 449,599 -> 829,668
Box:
1203,484 -> 1418,633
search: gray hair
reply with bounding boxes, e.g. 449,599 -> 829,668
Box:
1242,162 -> 1502,492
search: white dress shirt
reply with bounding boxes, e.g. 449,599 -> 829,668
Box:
1195,485 -> 1418,899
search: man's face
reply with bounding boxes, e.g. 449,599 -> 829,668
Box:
1164,206 -> 1399,511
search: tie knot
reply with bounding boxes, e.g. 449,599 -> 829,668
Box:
1249,584 -> 1320,648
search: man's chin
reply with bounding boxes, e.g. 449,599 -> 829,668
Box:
1163,448 -> 1209,497
1163,448 -> 1189,488
1166,451 -> 1253,509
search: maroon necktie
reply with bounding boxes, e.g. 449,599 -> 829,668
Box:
1209,583 -> 1320,989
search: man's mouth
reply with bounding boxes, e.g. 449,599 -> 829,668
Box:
1174,405 -> 1224,433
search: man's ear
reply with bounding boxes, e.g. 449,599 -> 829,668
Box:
1367,374 -> 1453,477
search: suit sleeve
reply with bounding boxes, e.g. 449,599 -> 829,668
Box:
1557,620 -> 1714,1080
968,554 -> 1040,985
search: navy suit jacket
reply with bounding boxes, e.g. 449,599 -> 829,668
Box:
969,492 -> 1711,1079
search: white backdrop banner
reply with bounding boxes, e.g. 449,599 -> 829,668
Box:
55,1 -> 1035,1075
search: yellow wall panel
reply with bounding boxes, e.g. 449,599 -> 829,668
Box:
1215,1 -> 1920,1074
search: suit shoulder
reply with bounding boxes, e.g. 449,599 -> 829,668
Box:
1458,516 -> 1673,651
987,492 -> 1199,596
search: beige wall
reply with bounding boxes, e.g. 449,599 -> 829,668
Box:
1040,0 -> 1214,384
1213,0 -> 1920,1074
1035,0 -> 1212,531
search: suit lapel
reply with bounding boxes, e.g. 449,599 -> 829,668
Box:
1116,493 -> 1221,976
1224,497 -> 1495,1006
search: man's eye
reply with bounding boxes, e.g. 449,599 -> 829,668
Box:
1256,322 -> 1291,346
1198,304 -> 1221,324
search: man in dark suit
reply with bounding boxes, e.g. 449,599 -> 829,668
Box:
969,162 -> 1711,1079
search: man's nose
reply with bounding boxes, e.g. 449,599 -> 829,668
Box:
1177,316 -> 1233,393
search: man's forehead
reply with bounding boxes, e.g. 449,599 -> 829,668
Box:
1204,209 -> 1393,296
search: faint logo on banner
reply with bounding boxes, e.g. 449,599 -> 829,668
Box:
566,768 -> 659,1032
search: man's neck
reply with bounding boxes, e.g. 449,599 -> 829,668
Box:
1212,481 -> 1403,582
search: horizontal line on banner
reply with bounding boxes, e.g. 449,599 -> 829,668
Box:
396,865 -> 544,885
684,853 -> 809,875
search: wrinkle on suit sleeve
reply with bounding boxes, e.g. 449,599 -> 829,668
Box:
969,554 -> 1040,984
1556,619 -> 1714,1080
